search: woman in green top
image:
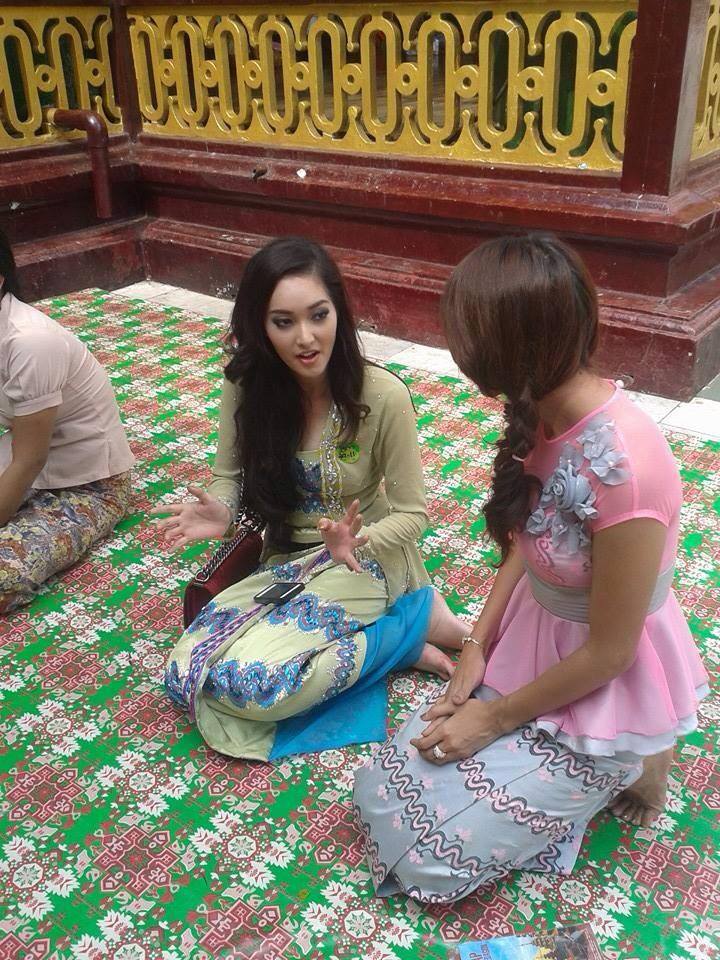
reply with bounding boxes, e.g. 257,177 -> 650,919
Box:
156,237 -> 468,761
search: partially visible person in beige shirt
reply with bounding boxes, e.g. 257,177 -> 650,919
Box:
0,229 -> 134,611
0,291 -> 134,496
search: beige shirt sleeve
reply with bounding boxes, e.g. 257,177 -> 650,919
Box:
4,325 -> 70,415
206,376 -> 243,515
362,375 -> 429,554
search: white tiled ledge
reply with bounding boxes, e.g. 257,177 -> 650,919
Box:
111,282 -> 720,442
113,281 -> 234,320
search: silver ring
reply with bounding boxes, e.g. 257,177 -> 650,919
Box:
432,744 -> 447,760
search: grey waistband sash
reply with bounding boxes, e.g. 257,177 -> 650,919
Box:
525,565 -> 674,623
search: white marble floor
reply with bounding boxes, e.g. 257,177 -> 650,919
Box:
112,281 -> 720,443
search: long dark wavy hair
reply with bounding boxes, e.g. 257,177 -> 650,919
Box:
0,228 -> 21,300
224,237 -> 368,546
441,234 -> 599,564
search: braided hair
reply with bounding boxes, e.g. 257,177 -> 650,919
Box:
441,234 -> 598,563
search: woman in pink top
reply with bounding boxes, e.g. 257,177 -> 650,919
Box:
0,231 -> 134,612
353,234 -> 709,903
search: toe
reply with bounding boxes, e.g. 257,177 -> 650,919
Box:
640,806 -> 660,828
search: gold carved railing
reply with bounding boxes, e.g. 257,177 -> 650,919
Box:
128,4 -> 637,171
0,5 -> 122,149
693,0 -> 720,160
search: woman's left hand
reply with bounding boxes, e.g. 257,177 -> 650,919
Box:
317,499 -> 369,572
410,698 -> 508,764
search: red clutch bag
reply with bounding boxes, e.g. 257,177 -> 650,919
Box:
183,512 -> 264,628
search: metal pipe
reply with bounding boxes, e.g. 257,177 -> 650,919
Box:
47,108 -> 112,219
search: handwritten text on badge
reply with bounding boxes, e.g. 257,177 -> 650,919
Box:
336,442 -> 360,464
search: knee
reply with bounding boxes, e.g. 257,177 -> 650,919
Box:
0,567 -> 35,612
99,473 -> 132,527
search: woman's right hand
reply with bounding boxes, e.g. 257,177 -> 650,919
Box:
151,485 -> 232,549
421,640 -> 487,722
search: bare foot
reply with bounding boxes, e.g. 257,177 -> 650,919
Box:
413,643 -> 455,681
608,748 -> 672,827
426,589 -> 471,651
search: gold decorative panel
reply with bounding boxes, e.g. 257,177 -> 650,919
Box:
693,0 -> 720,160
0,6 -> 122,150
128,4 -> 637,170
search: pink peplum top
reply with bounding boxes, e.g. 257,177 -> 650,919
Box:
482,383 -> 709,757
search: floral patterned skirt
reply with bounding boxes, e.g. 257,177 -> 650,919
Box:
0,472 -> 131,613
164,548 -> 430,762
353,685 -> 642,904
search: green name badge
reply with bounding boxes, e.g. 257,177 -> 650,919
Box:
336,441 -> 360,464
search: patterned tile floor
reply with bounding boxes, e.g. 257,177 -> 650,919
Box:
0,289 -> 718,960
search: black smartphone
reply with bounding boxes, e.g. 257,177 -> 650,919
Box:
253,581 -> 304,605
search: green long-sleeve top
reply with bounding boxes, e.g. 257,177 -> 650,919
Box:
207,364 -> 430,602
